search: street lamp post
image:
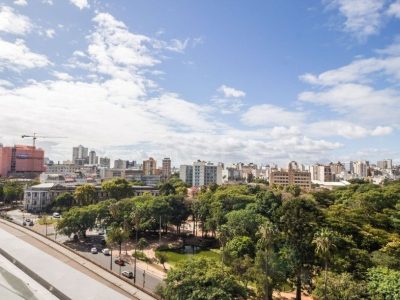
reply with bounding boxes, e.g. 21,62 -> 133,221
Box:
134,226 -> 138,284
142,270 -> 146,289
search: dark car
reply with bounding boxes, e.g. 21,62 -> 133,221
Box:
114,259 -> 125,266
22,221 -> 26,226
28,221 -> 34,226
25,218 -> 31,222
122,271 -> 134,279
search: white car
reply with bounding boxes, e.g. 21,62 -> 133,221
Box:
102,248 -> 110,255
90,247 -> 98,254
53,212 -> 60,218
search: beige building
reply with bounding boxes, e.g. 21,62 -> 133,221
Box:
143,157 -> 157,175
270,161 -> 311,188
162,158 -> 171,180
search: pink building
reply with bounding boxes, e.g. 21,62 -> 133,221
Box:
0,145 -> 45,178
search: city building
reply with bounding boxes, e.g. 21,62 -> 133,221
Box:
269,161 -> 311,188
179,165 -> 193,186
179,161 -> 222,187
377,159 -> 393,170
72,145 -> 88,164
162,158 -> 172,180
99,157 -> 110,168
354,161 -> 368,178
113,159 -> 126,169
88,150 -> 98,165
330,162 -> 345,175
310,164 -> 334,182
24,183 -> 159,212
143,157 -> 157,175
0,144 -> 45,178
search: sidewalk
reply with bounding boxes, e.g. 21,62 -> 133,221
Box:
0,219 -> 158,300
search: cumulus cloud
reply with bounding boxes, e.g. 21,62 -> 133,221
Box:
241,104 -> 306,127
0,11 -> 343,165
69,0 -> 89,10
45,29 -> 55,38
0,38 -> 50,71
0,5 -> 32,35
325,0 -> 386,40
211,85 -> 246,114
14,0 -> 28,6
387,0 -> 400,18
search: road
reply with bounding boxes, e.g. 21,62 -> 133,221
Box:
6,210 -> 163,292
71,231 -> 163,291
0,222 -> 134,300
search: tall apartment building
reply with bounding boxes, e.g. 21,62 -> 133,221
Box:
0,145 -> 45,178
343,161 -> 354,174
143,157 -> 157,175
330,162 -> 345,175
179,161 -> 222,187
88,150 -> 98,165
377,159 -> 393,170
179,165 -> 193,186
72,145 -> 88,165
162,158 -> 172,180
310,164 -> 334,182
270,161 -> 311,188
113,159 -> 126,169
354,161 -> 368,178
99,157 -> 110,168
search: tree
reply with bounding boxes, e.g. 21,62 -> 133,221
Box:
367,267 -> 400,300
225,236 -> 255,259
312,272 -> 367,300
160,258 -> 246,300
137,237 -> 148,251
156,252 -> 168,270
225,209 -> 264,240
107,226 -> 129,257
278,198 -> 322,300
159,182 -> 176,196
53,192 -> 74,209
101,178 -> 131,200
313,228 -> 337,300
74,184 -> 97,206
254,221 -> 287,300
56,205 -> 97,238
285,184 -> 301,197
3,181 -> 23,203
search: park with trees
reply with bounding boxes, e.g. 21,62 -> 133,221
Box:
52,176 -> 400,299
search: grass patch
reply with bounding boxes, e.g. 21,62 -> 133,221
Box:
37,217 -> 58,225
155,248 -> 220,266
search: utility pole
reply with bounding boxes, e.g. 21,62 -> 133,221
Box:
134,226 -> 138,284
159,215 -> 162,245
110,250 -> 113,271
142,270 -> 146,289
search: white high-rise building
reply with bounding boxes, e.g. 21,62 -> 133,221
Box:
72,145 -> 88,165
89,150 -> 98,165
354,161 -> 368,178
179,161 -> 222,187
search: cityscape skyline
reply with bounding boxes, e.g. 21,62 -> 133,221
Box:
1,1 -> 400,165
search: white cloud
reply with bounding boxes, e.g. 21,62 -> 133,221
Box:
69,0 -> 89,10
241,104 -> 306,127
45,29 -> 55,38
42,0 -> 53,5
14,0 -> 28,6
307,121 -> 393,139
0,38 -> 50,71
387,0 -> 400,18
0,12 -> 343,165
217,85 -> 246,98
0,6 -> 32,35
52,71 -> 73,81
211,85 -> 246,114
325,0 -> 386,40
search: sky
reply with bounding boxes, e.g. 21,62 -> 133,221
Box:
1,0 -> 400,166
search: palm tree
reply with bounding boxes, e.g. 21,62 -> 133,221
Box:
107,226 -> 129,258
312,228 -> 336,300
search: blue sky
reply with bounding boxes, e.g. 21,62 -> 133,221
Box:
1,0 -> 400,166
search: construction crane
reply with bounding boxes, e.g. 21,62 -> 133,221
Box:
21,133 -> 66,147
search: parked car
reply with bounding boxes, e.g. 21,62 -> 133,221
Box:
114,258 -> 125,266
101,248 -> 110,255
98,230 -> 105,235
25,218 -> 31,222
22,221 -> 26,226
91,247 -> 98,254
122,271 -> 134,279
52,212 -> 60,218
28,221 -> 34,226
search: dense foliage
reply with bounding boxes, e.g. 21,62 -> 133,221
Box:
54,177 -> 400,299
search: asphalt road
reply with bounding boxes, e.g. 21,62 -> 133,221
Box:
5,210 -> 163,292
75,234 -> 162,291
